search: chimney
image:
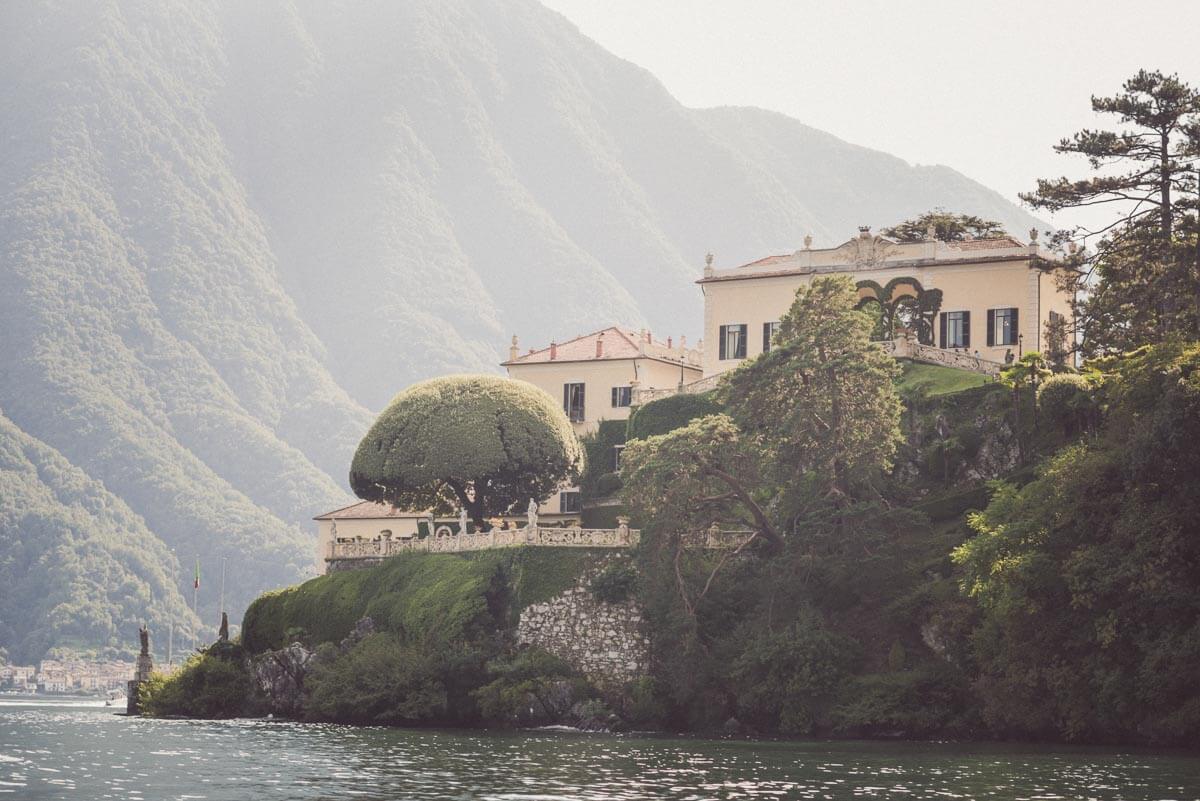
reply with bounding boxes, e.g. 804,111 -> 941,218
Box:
667,336 -> 673,349
595,333 -> 604,358
645,330 -> 652,344
508,335 -> 519,361
549,341 -> 557,360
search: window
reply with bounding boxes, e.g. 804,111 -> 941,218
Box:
563,382 -> 585,422
762,321 -> 781,353
559,491 -> 581,514
940,311 -> 970,349
611,386 -> 632,407
612,444 -> 625,471
719,324 -> 748,360
986,307 -> 1018,346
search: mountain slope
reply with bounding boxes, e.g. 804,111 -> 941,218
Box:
0,0 -> 1043,658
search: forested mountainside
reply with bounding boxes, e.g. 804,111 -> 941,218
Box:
0,0 -> 1042,659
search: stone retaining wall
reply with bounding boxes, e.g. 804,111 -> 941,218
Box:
517,560 -> 649,687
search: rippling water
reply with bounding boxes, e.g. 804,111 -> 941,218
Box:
2,697 -> 1198,800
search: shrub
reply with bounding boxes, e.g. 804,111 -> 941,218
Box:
472,648 -> 583,725
578,420 -> 628,497
595,472 -> 623,496
140,648 -> 256,719
626,392 -> 722,440
304,632 -> 484,725
1037,373 -> 1097,436
589,562 -> 637,604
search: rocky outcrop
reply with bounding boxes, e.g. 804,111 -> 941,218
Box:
250,616 -> 377,716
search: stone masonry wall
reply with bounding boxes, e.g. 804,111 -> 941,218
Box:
517,564 -> 649,688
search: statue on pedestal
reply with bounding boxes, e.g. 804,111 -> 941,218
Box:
458,507 -> 470,536
218,612 -> 230,643
526,498 -> 538,531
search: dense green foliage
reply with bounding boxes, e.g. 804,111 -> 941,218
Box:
954,343 -> 1200,744
242,550 -> 595,653
625,393 -> 723,440
141,643 -> 257,719
883,210 -> 1008,242
0,410 -> 197,663
350,375 -> 582,525
578,420 -> 629,499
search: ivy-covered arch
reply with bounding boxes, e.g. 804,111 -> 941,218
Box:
855,277 -> 943,345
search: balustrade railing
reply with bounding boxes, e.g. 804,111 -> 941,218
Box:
329,524 -> 641,560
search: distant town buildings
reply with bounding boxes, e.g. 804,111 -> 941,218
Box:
1,659 -> 136,695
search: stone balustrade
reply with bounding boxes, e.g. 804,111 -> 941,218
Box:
880,337 -> 1003,378
328,523 -> 641,562
631,372 -> 724,406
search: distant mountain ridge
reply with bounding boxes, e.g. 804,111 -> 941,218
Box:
0,0 -> 1043,660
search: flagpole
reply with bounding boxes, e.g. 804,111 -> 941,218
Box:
192,556 -> 199,650
219,557 -> 227,617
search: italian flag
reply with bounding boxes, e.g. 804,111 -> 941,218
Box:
193,559 -> 200,590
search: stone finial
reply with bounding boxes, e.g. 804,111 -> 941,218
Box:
1029,227 -> 1039,243
858,225 -> 872,239
803,234 -> 813,250
508,334 -> 519,361
703,252 -> 715,277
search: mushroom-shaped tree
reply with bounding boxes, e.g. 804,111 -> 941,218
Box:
350,374 -> 583,528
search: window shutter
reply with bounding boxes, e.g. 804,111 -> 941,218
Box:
962,311 -> 971,349
1011,307 -> 1019,345
578,384 -> 584,413
763,322 -> 772,352
986,309 -> 995,347
611,387 -> 618,407
563,384 -> 570,414
737,324 -> 748,358
719,326 -> 727,360
939,313 -> 947,348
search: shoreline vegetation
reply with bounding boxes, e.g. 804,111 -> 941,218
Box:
145,289 -> 1200,747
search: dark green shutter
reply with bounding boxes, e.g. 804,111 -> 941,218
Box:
1010,308 -> 1019,345
611,387 -> 618,407
719,326 -> 727,360
563,384 -> 570,414
986,309 -> 995,346
962,311 -> 971,349
763,322 -> 772,352
737,324 -> 747,358
939,313 -> 947,348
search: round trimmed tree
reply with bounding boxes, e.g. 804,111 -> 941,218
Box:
350,374 -> 583,526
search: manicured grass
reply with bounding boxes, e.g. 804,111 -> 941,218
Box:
896,360 -> 990,396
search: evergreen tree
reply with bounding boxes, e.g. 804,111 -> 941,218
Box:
1021,69 -> 1200,347
883,209 -> 1007,242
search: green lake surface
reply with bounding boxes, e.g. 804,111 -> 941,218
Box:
2,696 -> 1198,800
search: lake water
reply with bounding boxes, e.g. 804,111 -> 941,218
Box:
2,697 -> 1198,800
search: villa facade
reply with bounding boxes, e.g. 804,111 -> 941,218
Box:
502,327 -> 702,435
699,228 -> 1073,378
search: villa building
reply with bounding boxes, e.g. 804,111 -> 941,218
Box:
502,327 -> 702,435
699,228 -> 1073,378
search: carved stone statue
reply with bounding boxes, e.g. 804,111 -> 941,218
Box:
138,625 -> 150,656
526,498 -> 538,530
218,612 -> 230,643
458,507 -> 470,536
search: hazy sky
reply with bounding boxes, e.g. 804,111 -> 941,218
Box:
542,0 -> 1200,236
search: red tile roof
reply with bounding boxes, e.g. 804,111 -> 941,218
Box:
505,326 -> 653,365
313,501 -> 428,520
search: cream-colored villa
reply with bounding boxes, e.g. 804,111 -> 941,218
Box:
502,327 -> 702,436
700,228 -> 1072,377
316,226 -> 1074,572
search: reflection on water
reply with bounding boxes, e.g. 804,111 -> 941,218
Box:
1,696 -> 1198,800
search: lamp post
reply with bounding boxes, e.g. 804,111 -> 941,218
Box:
1018,333 -> 1024,357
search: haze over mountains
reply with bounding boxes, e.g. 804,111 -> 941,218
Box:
0,0 -> 1043,660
